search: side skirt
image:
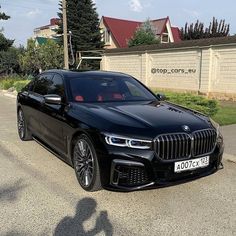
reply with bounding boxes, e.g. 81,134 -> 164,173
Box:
33,136 -> 73,167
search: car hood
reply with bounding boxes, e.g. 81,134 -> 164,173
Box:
71,101 -> 212,138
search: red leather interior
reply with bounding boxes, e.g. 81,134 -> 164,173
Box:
97,95 -> 103,101
112,93 -> 123,99
97,93 -> 123,101
75,95 -> 84,102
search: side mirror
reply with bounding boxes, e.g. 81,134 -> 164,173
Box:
44,94 -> 62,105
156,93 -> 166,101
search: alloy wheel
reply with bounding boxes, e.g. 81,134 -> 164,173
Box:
18,109 -> 25,139
74,139 -> 95,187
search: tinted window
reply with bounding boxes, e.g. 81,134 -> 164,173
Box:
48,74 -> 65,97
69,75 -> 156,102
33,74 -> 52,95
125,81 -> 149,98
23,80 -> 35,92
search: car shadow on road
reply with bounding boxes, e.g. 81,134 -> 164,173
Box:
54,197 -> 113,236
0,179 -> 27,203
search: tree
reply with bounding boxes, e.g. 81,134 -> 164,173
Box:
181,17 -> 230,40
0,5 -> 16,74
0,32 -> 14,51
0,5 -> 10,20
0,6 -> 13,51
19,39 -> 64,75
128,19 -> 160,47
0,46 -> 24,74
57,0 -> 103,69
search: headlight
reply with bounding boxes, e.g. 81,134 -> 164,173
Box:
209,118 -> 220,137
103,133 -> 152,149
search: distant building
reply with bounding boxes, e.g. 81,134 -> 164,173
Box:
100,16 -> 181,49
33,18 -> 60,45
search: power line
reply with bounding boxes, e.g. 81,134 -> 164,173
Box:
2,0 -> 59,7
2,2 -> 58,11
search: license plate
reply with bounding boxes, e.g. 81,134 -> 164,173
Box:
174,156 -> 210,173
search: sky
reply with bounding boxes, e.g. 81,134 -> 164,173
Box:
0,0 -> 236,46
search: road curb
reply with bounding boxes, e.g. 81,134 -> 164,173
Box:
0,90 -> 17,99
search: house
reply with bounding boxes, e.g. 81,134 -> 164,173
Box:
100,16 -> 181,49
33,18 -> 60,45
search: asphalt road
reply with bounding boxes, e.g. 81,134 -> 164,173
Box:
0,92 -> 236,236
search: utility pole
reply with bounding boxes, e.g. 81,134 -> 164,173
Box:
62,0 -> 69,69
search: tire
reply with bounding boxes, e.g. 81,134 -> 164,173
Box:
73,134 -> 102,192
17,108 -> 32,141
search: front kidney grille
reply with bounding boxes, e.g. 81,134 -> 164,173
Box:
155,133 -> 192,160
155,129 -> 217,160
192,129 -> 217,156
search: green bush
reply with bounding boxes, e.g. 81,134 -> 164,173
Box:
152,90 -> 219,117
0,75 -> 27,81
13,80 -> 30,92
0,75 -> 31,91
0,79 -> 15,90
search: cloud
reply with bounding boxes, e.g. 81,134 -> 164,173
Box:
26,9 -> 41,18
182,8 -> 200,18
129,0 -> 143,12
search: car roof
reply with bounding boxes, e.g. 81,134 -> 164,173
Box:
45,69 -> 130,78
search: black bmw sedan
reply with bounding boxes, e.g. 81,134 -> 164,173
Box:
17,70 -> 224,191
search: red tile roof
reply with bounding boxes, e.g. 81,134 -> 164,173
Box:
102,16 -> 181,48
171,27 -> 182,42
102,16 -> 141,48
151,17 -> 169,35
35,18 -> 60,31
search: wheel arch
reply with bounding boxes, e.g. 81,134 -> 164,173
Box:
69,129 -> 103,167
17,104 -> 22,112
69,130 -> 91,167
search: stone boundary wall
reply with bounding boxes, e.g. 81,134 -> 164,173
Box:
101,36 -> 236,100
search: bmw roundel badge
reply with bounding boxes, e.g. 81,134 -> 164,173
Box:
182,125 -> 190,132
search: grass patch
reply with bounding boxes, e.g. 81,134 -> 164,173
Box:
212,101 -> 236,126
0,79 -> 15,90
151,89 -> 236,126
0,75 -> 30,92
13,80 -> 30,92
152,89 -> 219,117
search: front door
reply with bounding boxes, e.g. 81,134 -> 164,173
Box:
40,73 -> 68,155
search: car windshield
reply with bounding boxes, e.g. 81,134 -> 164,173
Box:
69,74 -> 156,103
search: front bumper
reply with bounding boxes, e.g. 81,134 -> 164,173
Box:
102,141 -> 224,191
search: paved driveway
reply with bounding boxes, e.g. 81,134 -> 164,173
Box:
221,125 -> 236,156
0,92 -> 236,236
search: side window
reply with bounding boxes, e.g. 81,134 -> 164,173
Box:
33,74 -> 53,95
48,74 -> 65,97
28,80 -> 35,91
22,80 -> 35,92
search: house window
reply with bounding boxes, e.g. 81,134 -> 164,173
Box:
161,33 -> 170,43
104,28 -> 111,45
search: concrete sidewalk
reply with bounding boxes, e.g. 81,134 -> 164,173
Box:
221,125 -> 236,163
